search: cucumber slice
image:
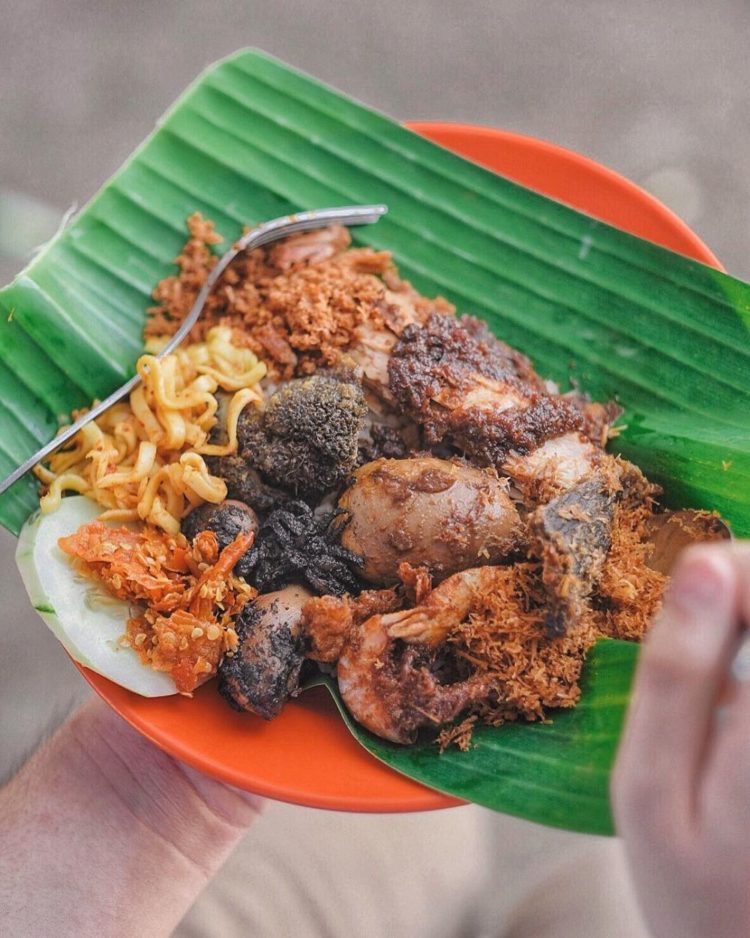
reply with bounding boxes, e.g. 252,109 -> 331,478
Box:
16,496 -> 177,697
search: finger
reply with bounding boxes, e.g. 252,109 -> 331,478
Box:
700,558 -> 750,812
705,662 -> 750,815
613,545 -> 739,827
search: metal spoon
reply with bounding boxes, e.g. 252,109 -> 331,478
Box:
0,203 -> 388,497
646,509 -> 732,574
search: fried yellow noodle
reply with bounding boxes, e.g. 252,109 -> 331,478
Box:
35,326 -> 266,534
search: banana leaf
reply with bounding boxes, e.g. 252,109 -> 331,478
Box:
2,49 -> 749,835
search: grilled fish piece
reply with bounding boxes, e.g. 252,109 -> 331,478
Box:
531,474 -> 617,636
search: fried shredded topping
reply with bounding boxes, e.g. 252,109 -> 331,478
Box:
596,501 -> 668,641
436,715 -> 478,753
59,523 -> 256,693
146,215 -> 398,379
442,501 -> 667,741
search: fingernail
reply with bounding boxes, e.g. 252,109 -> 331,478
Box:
668,553 -> 726,612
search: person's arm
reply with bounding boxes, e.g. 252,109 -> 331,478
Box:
0,697 -> 261,937
613,545 -> 750,938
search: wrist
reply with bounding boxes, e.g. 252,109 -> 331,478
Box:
0,698 -> 261,938
66,699 -> 261,866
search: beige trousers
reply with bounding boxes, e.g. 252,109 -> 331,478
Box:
0,528 -> 650,937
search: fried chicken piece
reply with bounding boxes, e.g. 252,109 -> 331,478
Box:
301,588 -> 400,663
268,224 -> 351,270
388,312 -> 619,496
389,310 -> 545,411
503,432 -> 607,503
348,281 -> 455,408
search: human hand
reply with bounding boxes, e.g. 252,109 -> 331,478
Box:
613,544 -> 750,938
0,696 -> 262,938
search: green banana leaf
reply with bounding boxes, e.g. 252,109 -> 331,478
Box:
310,639 -> 633,835
2,49 -> 749,835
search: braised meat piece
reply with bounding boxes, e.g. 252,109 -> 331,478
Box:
236,501 -> 365,596
204,392 -> 290,513
339,456 -> 523,585
529,458 -> 659,635
356,422 -> 412,464
205,456 -> 290,514
218,585 -> 311,719
181,499 -> 259,552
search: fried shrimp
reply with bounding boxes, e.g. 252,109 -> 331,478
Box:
382,565 -> 506,645
336,609 -> 490,744
336,562 -> 602,743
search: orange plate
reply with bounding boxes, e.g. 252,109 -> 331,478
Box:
78,123 -> 722,813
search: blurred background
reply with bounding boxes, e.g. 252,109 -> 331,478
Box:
1,0 -> 750,286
